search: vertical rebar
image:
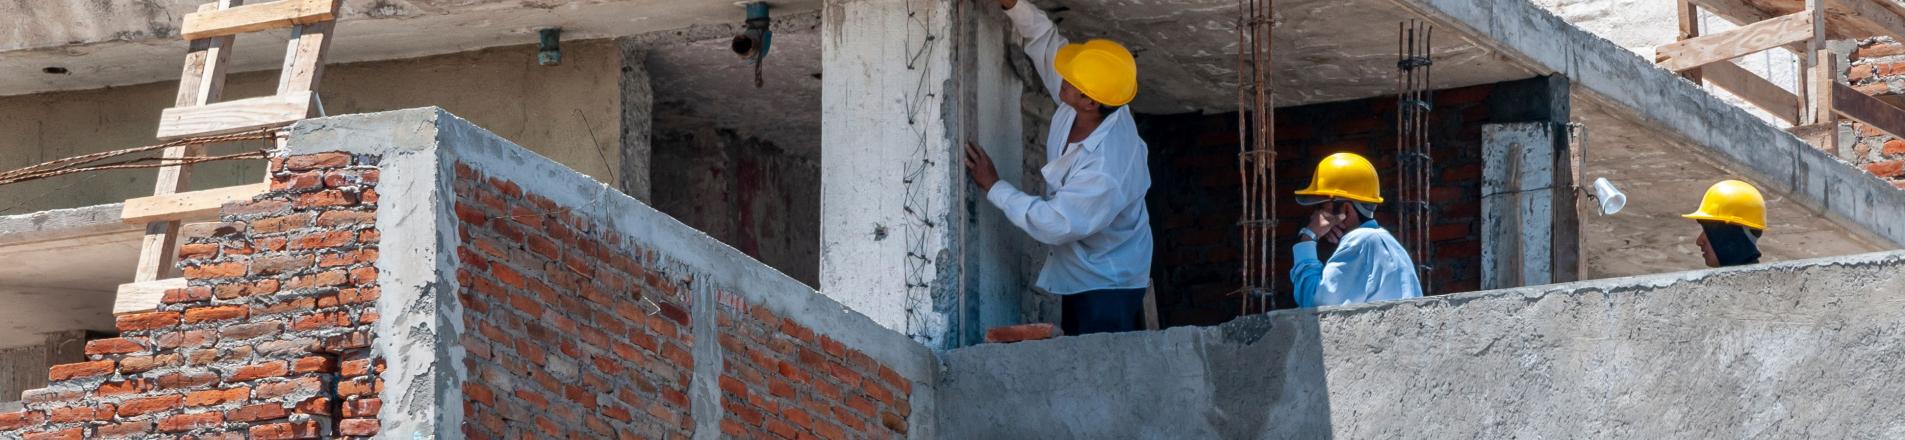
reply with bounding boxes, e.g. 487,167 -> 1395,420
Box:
1396,20 -> 1436,295
1235,0 -> 1251,316
1234,0 -> 1277,316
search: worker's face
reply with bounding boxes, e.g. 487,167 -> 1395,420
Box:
1059,81 -> 1100,115
1696,230 -> 1720,268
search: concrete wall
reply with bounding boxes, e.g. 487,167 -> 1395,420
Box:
936,250 -> 1905,438
651,109 -> 822,288
0,41 -> 625,215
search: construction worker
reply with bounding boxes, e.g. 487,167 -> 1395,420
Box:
1290,153 -> 1422,308
1683,180 -> 1767,267
963,0 -> 1152,335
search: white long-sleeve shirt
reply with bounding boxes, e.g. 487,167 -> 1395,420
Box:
1290,220 -> 1423,308
987,1 -> 1153,295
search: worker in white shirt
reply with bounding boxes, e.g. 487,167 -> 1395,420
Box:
1683,179 -> 1767,267
1289,153 -> 1423,308
963,0 -> 1153,335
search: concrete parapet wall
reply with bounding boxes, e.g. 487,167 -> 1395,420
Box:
936,251 -> 1905,438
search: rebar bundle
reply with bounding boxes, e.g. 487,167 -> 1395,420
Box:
1395,20 -> 1435,294
1236,0 -> 1276,315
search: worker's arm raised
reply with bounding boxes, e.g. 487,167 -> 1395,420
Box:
985,159 -> 1132,246
1002,0 -> 1069,102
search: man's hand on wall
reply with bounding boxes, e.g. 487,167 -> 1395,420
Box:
964,142 -> 1001,192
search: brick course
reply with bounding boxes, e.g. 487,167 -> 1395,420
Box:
454,163 -> 913,440
0,152 -> 383,439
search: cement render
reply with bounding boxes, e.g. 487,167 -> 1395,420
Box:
937,250 -> 1905,439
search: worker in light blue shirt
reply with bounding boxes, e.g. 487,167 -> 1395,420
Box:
964,0 -> 1152,335
1290,153 -> 1423,308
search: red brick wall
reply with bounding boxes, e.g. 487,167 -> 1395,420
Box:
452,163 -> 912,439
1142,77 -> 1565,326
1840,40 -> 1905,188
452,163 -> 696,439
0,152 -> 385,439
716,302 -> 911,438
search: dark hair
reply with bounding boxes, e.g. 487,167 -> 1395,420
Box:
1099,103 -> 1121,115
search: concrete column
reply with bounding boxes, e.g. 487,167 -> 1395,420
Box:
619,40 -> 654,202
1481,123 -> 1557,289
819,0 -> 1026,348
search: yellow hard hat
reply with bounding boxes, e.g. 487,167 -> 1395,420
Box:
1055,39 -> 1139,107
1682,179 -> 1767,230
1295,152 -> 1384,204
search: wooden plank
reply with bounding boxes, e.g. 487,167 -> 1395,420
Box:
1656,10 -> 1815,72
1826,0 -> 1905,43
115,278 -> 185,314
1833,82 -> 1905,139
277,20 -> 335,95
155,91 -> 313,140
1679,0 -> 1705,82
120,183 -> 270,225
1703,61 -> 1802,124
180,0 -> 339,41
1691,0 -> 1783,24
138,0 -> 241,283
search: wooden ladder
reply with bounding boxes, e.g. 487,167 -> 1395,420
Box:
116,0 -> 342,315
1659,0 -> 1905,152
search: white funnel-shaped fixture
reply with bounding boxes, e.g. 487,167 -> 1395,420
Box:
1591,177 -> 1626,215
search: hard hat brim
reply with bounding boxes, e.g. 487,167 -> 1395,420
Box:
1682,212 -> 1766,231
1293,188 -> 1384,204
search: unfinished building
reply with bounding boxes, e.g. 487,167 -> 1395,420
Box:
0,0 -> 1901,437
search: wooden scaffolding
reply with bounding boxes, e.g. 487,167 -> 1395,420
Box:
1659,0 -> 1905,151
115,0 -> 341,315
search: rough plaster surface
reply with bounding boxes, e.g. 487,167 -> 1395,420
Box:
0,42 -> 623,216
1481,122 -> 1555,288
938,250 -> 1905,438
0,0 -> 823,97
285,107 -> 940,437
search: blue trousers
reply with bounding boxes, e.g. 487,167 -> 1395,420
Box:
1061,288 -> 1147,336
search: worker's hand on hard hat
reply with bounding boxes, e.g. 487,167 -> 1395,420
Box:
964,142 -> 1000,192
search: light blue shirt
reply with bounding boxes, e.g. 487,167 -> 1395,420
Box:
986,1 -> 1153,295
1290,220 -> 1423,307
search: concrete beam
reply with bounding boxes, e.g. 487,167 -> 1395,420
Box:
0,0 -> 821,97
1388,0 -> 1905,248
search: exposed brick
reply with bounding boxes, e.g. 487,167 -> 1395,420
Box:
84,338 -> 147,356
117,395 -> 184,417
285,153 -> 350,171
0,411 -> 44,431
274,172 -> 324,192
119,354 -> 183,374
338,419 -> 379,436
157,371 -> 218,390
159,412 -> 225,432
253,212 -> 316,234
116,311 -> 181,332
1865,160 -> 1905,178
47,360 -> 114,381
254,376 -> 324,400
183,261 -> 247,279
229,361 -> 289,382
228,403 -> 289,423
93,421 -> 151,438
316,210 -> 376,228
186,387 -> 251,407
183,305 -> 248,323
342,399 -> 381,418
178,243 -> 221,260
1887,139 -> 1905,156
293,356 -> 337,374
220,321 -> 284,341
983,323 -> 1060,344
96,379 -> 152,396
248,421 -> 324,440
297,190 -> 359,208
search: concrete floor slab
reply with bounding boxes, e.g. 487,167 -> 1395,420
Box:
0,204 -> 140,349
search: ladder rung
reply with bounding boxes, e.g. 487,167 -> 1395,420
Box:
157,91 -> 312,140
121,183 -> 270,225
115,278 -> 186,314
180,0 -> 339,41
